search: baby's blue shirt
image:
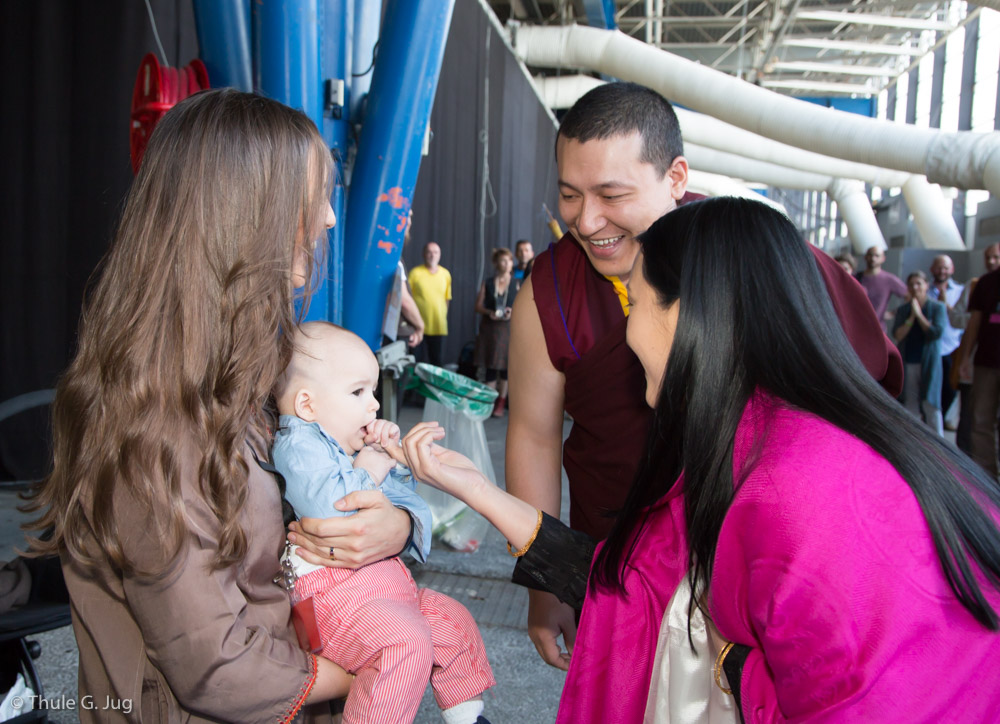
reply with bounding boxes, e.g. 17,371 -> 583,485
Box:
272,414 -> 432,563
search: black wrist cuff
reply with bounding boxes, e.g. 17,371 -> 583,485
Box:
723,643 -> 752,723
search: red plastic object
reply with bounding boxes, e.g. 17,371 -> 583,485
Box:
130,53 -> 210,174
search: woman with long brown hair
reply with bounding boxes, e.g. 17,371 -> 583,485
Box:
25,89 -> 412,722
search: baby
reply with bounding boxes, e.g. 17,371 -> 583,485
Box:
272,322 -> 494,724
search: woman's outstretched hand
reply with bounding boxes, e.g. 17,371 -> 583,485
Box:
403,422 -> 546,559
401,422 -> 488,502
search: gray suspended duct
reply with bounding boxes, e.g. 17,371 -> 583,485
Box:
512,25 -> 1000,198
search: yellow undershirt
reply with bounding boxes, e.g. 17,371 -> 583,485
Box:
605,275 -> 630,316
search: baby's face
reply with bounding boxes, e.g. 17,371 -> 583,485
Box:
310,343 -> 381,455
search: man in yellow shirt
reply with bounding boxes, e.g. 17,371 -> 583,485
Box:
408,242 -> 452,367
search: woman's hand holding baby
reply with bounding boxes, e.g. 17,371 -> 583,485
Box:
289,491 -> 411,569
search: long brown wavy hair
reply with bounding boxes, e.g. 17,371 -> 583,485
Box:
26,89 -> 333,575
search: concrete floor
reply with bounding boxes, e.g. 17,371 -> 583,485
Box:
2,404 -> 573,723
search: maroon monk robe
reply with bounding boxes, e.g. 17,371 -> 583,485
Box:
531,215 -> 902,541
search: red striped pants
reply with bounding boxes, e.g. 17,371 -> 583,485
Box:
293,557 -> 495,724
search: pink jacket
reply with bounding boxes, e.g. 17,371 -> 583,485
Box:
559,393 -> 1000,723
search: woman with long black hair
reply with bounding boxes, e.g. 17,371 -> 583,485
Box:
403,197 -> 1000,722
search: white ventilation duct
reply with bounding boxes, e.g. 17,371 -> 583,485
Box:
531,74 -> 965,250
675,108 -> 910,189
511,25 -> 1000,197
686,144 -> 889,253
902,177 -> 966,250
533,74 -> 605,109
686,169 -> 788,215
533,76 -> 910,188
684,110 -> 963,249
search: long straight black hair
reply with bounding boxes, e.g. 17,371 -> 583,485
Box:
592,196 -> 1000,629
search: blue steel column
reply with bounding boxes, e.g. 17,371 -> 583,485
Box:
318,0 -> 352,324
192,0 -> 253,91
255,1 -> 332,320
582,0 -> 617,29
350,0 -> 381,120
342,0 -> 455,348
256,1 -> 322,122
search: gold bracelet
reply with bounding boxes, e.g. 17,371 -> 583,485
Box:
507,509 -> 544,557
714,641 -> 735,695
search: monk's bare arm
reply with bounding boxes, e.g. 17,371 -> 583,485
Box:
506,276 -> 577,670
506,275 -> 565,515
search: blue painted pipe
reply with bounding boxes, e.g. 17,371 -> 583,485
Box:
306,0 -> 352,324
342,0 -> 456,348
192,0 -> 253,91
350,0 -> 381,121
255,0 -> 323,127
256,0 -> 332,320
582,0 -> 617,29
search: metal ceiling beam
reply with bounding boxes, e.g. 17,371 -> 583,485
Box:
659,41 -> 761,49
712,26 -> 759,67
723,0 -> 751,18
619,15 -> 758,24
884,6 -> 982,90
770,60 -> 898,76
751,0 -> 804,83
795,10 -> 954,32
783,38 -> 920,55
716,23 -> 758,54
614,0 -> 642,21
761,78 -> 873,93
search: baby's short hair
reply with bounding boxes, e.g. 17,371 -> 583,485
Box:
274,321 -> 366,412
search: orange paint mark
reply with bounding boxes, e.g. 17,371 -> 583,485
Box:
378,240 -> 397,254
376,187 -> 409,210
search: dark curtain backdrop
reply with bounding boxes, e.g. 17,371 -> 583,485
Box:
406,0 -> 560,366
0,0 -> 198,479
0,0 -> 558,479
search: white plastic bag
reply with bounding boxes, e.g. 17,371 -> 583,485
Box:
415,398 -> 495,552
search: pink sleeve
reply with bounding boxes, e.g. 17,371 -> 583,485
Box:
737,559 -> 873,723
713,453 -> 926,722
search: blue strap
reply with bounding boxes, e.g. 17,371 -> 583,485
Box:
549,242 -> 581,361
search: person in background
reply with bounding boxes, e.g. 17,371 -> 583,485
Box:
409,242 -> 452,368
856,245 -> 908,333
473,249 -> 518,417
953,249 -> 1000,478
952,243 -> 1000,452
513,239 -> 534,286
835,252 -> 856,275
893,270 -> 947,436
928,254 -> 965,428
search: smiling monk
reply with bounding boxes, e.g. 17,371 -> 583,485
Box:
505,81 -> 903,676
